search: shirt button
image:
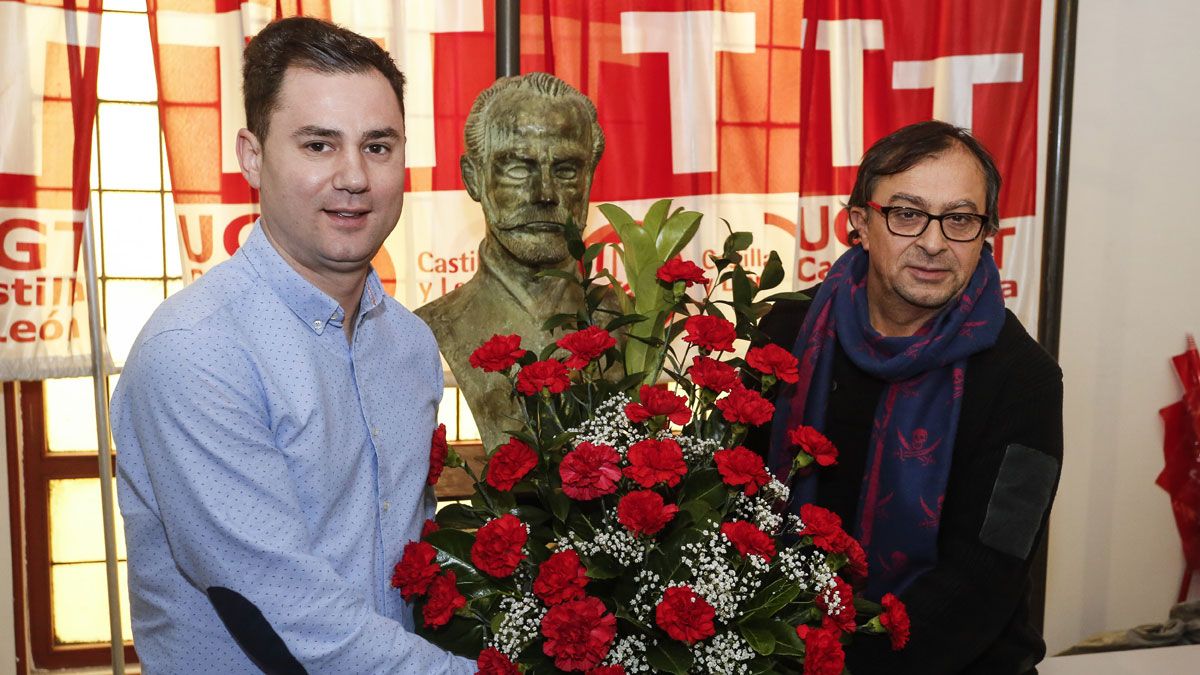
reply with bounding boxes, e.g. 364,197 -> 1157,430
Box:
313,320 -> 323,330
371,428 -> 380,437
382,500 -> 390,512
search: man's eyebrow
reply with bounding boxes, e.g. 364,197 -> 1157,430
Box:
293,126 -> 341,139
941,198 -> 982,212
888,192 -> 930,208
362,127 -> 401,142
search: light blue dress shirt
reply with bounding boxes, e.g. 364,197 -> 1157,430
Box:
113,224 -> 475,673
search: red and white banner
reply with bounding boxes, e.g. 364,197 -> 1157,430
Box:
792,0 -> 1046,330
0,0 -> 105,380
153,0 -> 1049,330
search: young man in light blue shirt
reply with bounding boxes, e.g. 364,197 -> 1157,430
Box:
113,17 -> 474,673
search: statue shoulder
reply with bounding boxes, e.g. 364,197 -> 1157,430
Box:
415,280 -> 478,328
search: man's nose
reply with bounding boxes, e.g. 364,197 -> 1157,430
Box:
530,165 -> 559,205
914,216 -> 950,254
333,150 -> 368,193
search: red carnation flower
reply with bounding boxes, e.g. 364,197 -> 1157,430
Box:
476,647 -> 519,674
420,518 -> 439,539
469,334 -> 527,372
656,257 -> 708,287
471,514 -> 527,578
797,622 -> 846,675
688,355 -> 740,393
655,586 -> 716,644
713,446 -> 771,496
830,530 -> 868,579
721,520 -> 776,561
798,504 -> 847,550
617,490 -> 679,536
557,325 -> 616,369
587,667 -> 625,675
534,549 -> 589,606
422,570 -> 466,628
427,423 -> 448,485
391,540 -> 440,602
881,593 -> 911,650
715,386 -> 774,426
746,343 -> 800,384
560,442 -> 623,500
541,596 -> 617,672
486,437 -> 539,491
625,385 -> 691,426
817,576 -> 856,633
624,438 -> 687,488
682,314 -> 737,352
517,358 -> 571,396
789,425 -> 839,467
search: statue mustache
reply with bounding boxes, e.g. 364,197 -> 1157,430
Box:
495,209 -> 572,231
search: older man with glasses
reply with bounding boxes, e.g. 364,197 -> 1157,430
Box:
747,120 -> 1063,674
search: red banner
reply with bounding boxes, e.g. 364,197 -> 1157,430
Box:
149,0 -> 1047,329
0,0 -> 105,379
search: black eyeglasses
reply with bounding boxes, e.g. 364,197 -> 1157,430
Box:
866,201 -> 988,242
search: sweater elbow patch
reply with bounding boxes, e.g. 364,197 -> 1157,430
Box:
979,444 -> 1059,560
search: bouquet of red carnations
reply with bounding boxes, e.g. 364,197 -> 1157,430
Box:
397,201 -> 909,674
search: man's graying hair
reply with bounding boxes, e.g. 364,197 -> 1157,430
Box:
848,120 -> 1002,233
463,72 -> 605,167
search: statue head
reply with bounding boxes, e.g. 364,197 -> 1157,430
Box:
461,73 -> 605,268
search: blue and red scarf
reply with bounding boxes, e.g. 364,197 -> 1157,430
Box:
768,243 -> 1005,599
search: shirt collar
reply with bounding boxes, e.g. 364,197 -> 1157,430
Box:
240,222 -> 385,336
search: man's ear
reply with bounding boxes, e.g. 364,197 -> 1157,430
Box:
460,155 -> 482,203
849,206 -> 870,250
237,128 -> 263,189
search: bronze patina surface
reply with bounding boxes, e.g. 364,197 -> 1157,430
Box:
416,73 -> 605,450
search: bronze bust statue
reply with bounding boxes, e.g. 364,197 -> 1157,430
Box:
416,72 -> 605,450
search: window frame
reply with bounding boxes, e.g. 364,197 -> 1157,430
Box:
7,381 -> 138,670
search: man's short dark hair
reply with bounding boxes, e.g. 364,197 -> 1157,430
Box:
848,120 -> 1002,232
242,16 -> 405,142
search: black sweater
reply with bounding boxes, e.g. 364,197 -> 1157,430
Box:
747,290 -> 1064,674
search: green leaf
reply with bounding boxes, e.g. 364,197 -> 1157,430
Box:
680,468 -> 728,509
542,312 -> 581,332
583,553 -> 621,579
763,290 -> 811,303
599,204 -> 654,285
732,265 -> 754,310
605,313 -> 649,332
767,618 -> 807,657
511,505 -> 551,527
645,639 -> 694,674
655,209 -> 703,261
414,612 -> 485,657
853,596 -> 883,615
426,528 -> 475,563
681,500 -> 720,529
739,622 -> 777,656
641,198 -> 672,238
743,576 -> 804,621
759,250 -> 785,291
581,241 -> 606,270
562,217 -> 585,257
434,503 -> 485,529
723,230 -> 754,256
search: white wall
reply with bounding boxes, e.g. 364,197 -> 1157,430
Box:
1045,0 -> 1200,654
